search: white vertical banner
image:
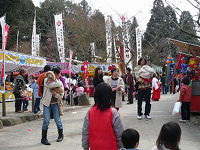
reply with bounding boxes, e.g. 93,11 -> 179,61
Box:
0,16 -> 5,40
54,13 -> 65,62
136,27 -> 142,64
90,42 -> 95,62
122,17 -> 132,68
105,15 -> 112,63
114,34 -> 120,63
35,34 -> 40,56
90,42 -> 95,57
31,14 -> 36,56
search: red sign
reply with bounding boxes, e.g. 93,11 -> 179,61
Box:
1,24 -> 9,80
83,61 -> 90,94
57,21 -> 61,26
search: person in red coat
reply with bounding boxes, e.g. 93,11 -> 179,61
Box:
37,65 -> 51,97
178,77 -> 192,122
82,82 -> 124,150
152,73 -> 161,101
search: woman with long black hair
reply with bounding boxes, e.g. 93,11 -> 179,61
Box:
92,67 -> 104,88
82,82 -> 123,150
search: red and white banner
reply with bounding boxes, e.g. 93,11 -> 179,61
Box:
83,61 -> 90,94
3,24 -> 9,50
1,24 -> 9,80
54,13 -> 65,62
0,15 -> 9,82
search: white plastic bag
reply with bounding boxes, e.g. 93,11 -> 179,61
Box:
172,102 -> 181,115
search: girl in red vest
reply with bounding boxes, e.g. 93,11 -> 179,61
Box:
82,82 -> 124,150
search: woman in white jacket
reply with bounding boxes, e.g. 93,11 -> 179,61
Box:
41,68 -> 64,145
107,68 -> 125,110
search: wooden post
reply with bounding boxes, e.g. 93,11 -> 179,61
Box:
2,93 -> 6,116
32,94 -> 34,113
70,90 -> 73,106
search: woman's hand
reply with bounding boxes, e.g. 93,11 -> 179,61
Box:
117,85 -> 122,91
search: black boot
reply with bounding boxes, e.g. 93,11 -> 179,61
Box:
57,129 -> 64,142
41,130 -> 51,145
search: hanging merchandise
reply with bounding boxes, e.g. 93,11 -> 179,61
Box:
181,57 -> 189,74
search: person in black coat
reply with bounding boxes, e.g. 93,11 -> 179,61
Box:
92,67 -> 104,88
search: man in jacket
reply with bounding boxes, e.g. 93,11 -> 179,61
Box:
126,68 -> 135,104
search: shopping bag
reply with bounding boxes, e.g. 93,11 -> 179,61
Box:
172,102 -> 181,115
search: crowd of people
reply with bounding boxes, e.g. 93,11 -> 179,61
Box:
82,82 -> 182,150
9,56 -> 193,148
80,57 -> 192,149
11,65 -> 85,114
10,65 -> 86,145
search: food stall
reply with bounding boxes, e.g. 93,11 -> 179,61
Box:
0,50 -> 47,102
170,38 -> 200,112
79,63 -> 120,96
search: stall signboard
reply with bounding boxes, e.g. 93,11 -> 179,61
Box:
0,50 -> 46,68
48,62 -> 79,74
0,90 -> 15,102
79,63 -> 119,76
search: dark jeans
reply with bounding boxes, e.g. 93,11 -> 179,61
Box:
128,87 -> 134,103
14,93 -> 22,112
22,101 -> 29,111
74,97 -> 78,105
34,98 -> 41,113
111,91 -> 116,107
162,85 -> 167,94
181,102 -> 191,120
42,104 -> 63,130
137,88 -> 151,116
66,95 -> 70,104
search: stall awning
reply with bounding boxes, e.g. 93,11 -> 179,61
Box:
169,38 -> 200,57
0,50 -> 46,74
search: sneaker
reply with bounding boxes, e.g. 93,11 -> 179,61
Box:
180,119 -> 187,123
137,115 -> 142,120
145,115 -> 152,119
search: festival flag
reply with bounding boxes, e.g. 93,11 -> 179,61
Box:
136,27 -> 142,64
105,16 -> 112,63
68,50 -> 73,76
31,13 -> 37,56
54,13 -> 65,62
0,15 -> 8,83
121,16 -> 132,68
35,34 -> 40,56
1,24 -> 9,80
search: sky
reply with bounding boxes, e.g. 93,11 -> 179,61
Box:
33,0 -> 199,32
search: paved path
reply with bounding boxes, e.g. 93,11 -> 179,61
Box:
0,93 -> 200,150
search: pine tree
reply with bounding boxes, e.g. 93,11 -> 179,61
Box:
143,0 -> 179,65
176,11 -> 199,44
